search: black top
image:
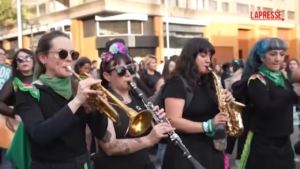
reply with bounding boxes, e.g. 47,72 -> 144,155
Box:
139,70 -> 162,95
247,76 -> 298,137
161,77 -> 225,169
0,74 -> 33,118
15,84 -> 108,163
95,90 -> 152,169
161,77 -> 219,146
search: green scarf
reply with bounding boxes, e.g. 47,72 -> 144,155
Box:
259,65 -> 286,89
226,71 -> 232,76
39,74 -> 72,100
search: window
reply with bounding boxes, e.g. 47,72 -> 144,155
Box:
98,21 -> 128,35
222,2 -> 229,12
257,7 -> 261,11
38,3 -> 47,16
263,7 -> 272,11
197,0 -> 204,9
130,21 -> 142,34
188,0 -> 197,9
288,11 -> 294,20
236,3 -> 249,15
177,0 -> 187,8
9,39 -> 18,49
250,5 -> 254,12
169,0 -> 178,7
29,5 -> 38,18
278,10 -> 285,19
209,0 -> 217,11
56,0 -> 70,8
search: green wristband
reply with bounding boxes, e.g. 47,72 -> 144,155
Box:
201,121 -> 209,133
207,119 -> 216,136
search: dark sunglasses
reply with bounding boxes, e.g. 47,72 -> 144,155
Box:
16,55 -> 32,63
51,50 -> 80,60
108,64 -> 136,77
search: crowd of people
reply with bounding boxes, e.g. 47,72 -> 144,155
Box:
0,31 -> 298,169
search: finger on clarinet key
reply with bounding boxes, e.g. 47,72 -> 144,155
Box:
158,112 -> 166,119
154,105 -> 160,111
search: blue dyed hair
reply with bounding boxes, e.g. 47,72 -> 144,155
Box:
243,38 -> 287,78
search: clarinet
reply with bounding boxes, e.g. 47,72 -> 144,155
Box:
128,81 -> 205,169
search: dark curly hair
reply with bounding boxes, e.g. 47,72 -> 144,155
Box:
168,38 -> 215,91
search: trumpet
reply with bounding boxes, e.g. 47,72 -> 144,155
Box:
67,66 -> 153,136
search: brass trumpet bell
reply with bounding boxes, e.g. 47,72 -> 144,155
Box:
67,66 -> 153,136
127,110 -> 153,136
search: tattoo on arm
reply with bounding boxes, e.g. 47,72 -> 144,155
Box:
102,130 -> 112,143
108,141 -> 131,155
102,129 -> 142,155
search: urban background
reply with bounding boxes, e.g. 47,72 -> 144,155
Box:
0,0 -> 299,65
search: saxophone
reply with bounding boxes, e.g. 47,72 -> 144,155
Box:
207,67 -> 245,137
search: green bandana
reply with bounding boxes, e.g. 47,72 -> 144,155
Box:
39,74 -> 72,100
259,65 -> 286,89
226,71 -> 232,76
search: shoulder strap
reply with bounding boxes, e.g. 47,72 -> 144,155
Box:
178,75 -> 193,112
12,77 -> 40,101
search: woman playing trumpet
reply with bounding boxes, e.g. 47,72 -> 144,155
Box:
92,41 -> 174,169
14,31 -> 108,169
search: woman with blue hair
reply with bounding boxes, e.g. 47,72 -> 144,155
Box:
233,38 -> 299,169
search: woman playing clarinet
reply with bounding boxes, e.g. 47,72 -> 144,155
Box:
233,38 -> 298,169
92,41 -> 174,169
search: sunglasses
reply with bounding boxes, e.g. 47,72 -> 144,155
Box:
16,55 -> 32,63
108,64 -> 136,77
50,50 -> 80,60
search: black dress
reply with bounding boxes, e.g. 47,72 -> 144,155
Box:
161,77 -> 226,169
15,84 -> 108,169
239,75 -> 298,169
93,91 -> 155,169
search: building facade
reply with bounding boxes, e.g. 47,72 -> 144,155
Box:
1,0 -> 299,64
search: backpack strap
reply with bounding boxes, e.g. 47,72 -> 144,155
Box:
178,75 -> 193,112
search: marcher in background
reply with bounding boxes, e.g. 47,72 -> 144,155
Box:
220,62 -> 232,88
224,59 -> 244,92
286,59 -> 299,82
90,60 -> 98,78
281,61 -> 287,74
0,47 -> 14,169
139,55 -> 162,95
